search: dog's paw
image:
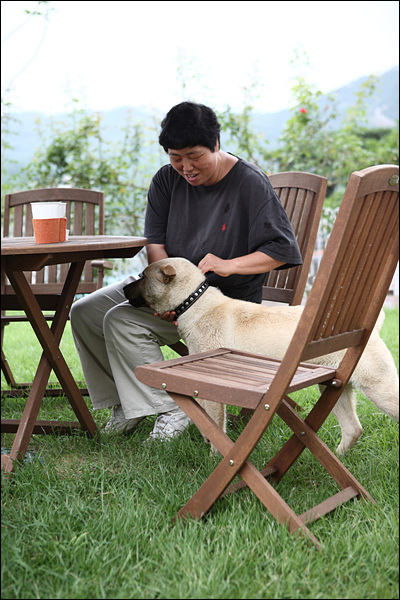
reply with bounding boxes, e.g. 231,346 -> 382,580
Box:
201,432 -> 210,445
336,426 -> 363,455
210,443 -> 219,455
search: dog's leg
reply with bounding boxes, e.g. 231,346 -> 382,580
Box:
352,338 -> 399,422
199,399 -> 226,454
356,365 -> 399,423
319,384 -> 363,454
357,378 -> 399,422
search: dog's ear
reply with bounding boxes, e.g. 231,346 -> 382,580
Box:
157,264 -> 176,284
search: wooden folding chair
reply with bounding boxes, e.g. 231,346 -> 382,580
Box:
136,165 -> 399,547
1,187 -> 113,396
262,171 -> 327,304
168,171 -> 327,359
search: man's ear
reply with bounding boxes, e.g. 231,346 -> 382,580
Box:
156,264 -> 176,284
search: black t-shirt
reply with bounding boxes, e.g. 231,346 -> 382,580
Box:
144,157 -> 302,303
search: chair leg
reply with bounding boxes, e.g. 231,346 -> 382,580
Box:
176,443 -> 321,545
1,348 -> 16,388
266,385 -> 352,482
277,398 -> 374,502
227,391 -> 375,506
1,322 -> 17,387
168,391 -> 322,546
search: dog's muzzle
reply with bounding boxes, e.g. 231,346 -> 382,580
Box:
123,275 -> 147,308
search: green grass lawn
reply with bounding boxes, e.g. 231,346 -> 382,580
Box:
1,308 -> 399,599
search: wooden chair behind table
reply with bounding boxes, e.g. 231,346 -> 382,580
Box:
136,165 -> 399,547
262,171 -> 327,305
169,170 -> 329,423
1,188 -> 113,397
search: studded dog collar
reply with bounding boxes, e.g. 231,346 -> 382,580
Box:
173,280 -> 209,318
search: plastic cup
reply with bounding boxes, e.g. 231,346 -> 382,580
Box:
31,202 -> 66,219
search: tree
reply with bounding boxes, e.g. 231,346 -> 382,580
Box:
270,73 -> 399,205
18,105 -> 158,236
2,50 -> 398,233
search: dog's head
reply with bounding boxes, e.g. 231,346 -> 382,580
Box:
123,257 -> 205,315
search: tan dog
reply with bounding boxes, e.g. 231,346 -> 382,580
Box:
125,257 -> 399,454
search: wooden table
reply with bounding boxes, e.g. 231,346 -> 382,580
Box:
1,235 -> 147,474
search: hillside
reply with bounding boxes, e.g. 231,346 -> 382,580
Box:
3,66 -> 398,170
249,66 -> 399,146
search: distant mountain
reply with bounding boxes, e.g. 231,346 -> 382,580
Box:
4,66 -> 399,170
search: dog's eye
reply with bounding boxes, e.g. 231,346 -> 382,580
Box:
137,272 -> 145,279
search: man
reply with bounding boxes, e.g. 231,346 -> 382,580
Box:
70,102 -> 302,440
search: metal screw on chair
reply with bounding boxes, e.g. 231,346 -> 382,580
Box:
331,379 -> 342,387
193,390 -> 199,397
162,383 -> 167,389
264,404 -> 270,410
229,459 -> 234,466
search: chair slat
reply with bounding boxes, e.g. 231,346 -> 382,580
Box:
85,203 -> 96,235
12,206 -> 23,236
73,201 -> 84,235
289,188 -> 307,235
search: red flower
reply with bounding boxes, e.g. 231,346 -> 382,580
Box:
299,108 -> 307,114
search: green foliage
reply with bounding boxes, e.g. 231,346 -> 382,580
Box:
218,56 -> 399,208
23,0 -> 54,19
271,73 -> 399,206
1,54 -> 399,231
14,106 -> 162,235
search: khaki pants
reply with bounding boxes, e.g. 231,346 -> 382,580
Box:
70,276 -> 181,419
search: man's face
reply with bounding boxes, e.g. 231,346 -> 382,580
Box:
168,145 -> 220,187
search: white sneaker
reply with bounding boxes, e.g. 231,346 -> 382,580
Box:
146,407 -> 190,442
104,404 -> 144,434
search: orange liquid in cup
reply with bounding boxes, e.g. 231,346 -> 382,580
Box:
33,218 -> 61,244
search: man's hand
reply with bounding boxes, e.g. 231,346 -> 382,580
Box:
154,311 -> 178,326
198,253 -> 232,277
198,251 -> 285,276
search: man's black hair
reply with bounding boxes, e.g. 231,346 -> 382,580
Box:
158,101 -> 221,153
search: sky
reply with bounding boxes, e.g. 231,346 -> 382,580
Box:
1,0 -> 399,116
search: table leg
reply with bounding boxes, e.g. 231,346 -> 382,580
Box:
2,262 -> 98,474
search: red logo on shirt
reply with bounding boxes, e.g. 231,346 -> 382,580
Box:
222,223 -> 227,232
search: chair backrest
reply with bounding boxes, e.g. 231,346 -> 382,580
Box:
278,165 -> 399,381
2,188 -> 105,299
265,171 -> 328,305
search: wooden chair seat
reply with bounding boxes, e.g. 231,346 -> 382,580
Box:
139,348 -> 337,408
